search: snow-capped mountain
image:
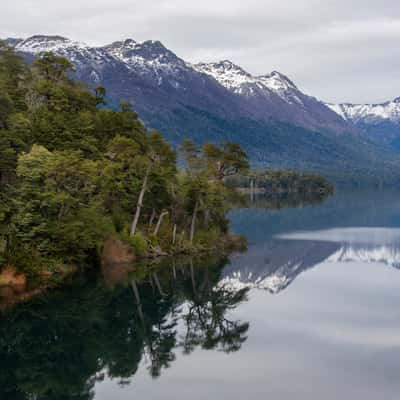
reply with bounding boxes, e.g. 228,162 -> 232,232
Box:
11,35 -> 128,85
14,35 -> 117,69
326,98 -> 400,124
5,34 -> 399,181
11,35 -> 337,119
105,39 -> 188,76
9,35 -> 243,120
194,60 -> 349,133
326,99 -> 400,150
195,61 -> 301,103
8,34 -> 349,133
15,35 -> 89,55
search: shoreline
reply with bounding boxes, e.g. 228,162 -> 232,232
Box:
0,233 -> 246,312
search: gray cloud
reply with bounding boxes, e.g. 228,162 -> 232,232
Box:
2,0 -> 400,103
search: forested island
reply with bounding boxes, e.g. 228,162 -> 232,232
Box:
0,42 -> 332,304
226,170 -> 334,195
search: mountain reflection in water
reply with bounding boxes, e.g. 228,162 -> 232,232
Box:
221,227 -> 400,293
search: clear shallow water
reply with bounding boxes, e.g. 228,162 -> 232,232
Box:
2,191 -> 400,399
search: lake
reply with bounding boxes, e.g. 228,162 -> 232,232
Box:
2,190 -> 400,399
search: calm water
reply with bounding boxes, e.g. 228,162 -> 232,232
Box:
2,191 -> 400,399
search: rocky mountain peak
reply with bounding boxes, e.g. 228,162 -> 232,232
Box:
259,71 -> 298,91
327,98 -> 400,124
194,60 -> 258,94
195,61 -> 308,106
104,38 -> 186,73
15,35 -> 76,54
105,39 -> 137,51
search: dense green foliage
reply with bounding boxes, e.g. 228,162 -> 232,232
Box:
0,44 -> 248,275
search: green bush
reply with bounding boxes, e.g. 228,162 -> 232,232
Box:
126,232 -> 148,257
194,228 -> 221,247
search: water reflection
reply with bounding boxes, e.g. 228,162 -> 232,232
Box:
221,239 -> 340,293
238,191 -> 330,210
222,227 -> 400,293
3,191 -> 400,400
0,256 -> 249,400
282,227 -> 400,269
230,190 -> 400,242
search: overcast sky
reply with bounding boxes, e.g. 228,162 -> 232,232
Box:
2,0 -> 399,103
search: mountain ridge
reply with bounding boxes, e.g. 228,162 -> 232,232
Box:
326,99 -> 400,150
326,98 -> 400,124
8,35 -> 350,134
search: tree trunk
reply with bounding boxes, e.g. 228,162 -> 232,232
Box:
148,208 -> 156,228
179,229 -> 185,245
203,199 -> 210,228
130,164 -> 151,236
153,210 -> 168,236
172,224 -> 177,244
172,260 -> 177,279
190,199 -> 199,243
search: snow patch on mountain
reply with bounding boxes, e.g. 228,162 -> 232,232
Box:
14,35 -> 116,68
194,61 -> 304,105
194,61 -> 259,94
15,35 -> 75,54
104,39 -> 188,78
326,98 -> 400,124
260,71 -> 296,91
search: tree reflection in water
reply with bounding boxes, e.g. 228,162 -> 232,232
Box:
180,260 -> 249,354
0,255 -> 249,400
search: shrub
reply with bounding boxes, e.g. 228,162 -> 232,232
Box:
126,232 -> 148,257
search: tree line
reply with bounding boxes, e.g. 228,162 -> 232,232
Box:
225,170 -> 333,195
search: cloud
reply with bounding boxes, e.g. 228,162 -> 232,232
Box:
2,0 -> 400,103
